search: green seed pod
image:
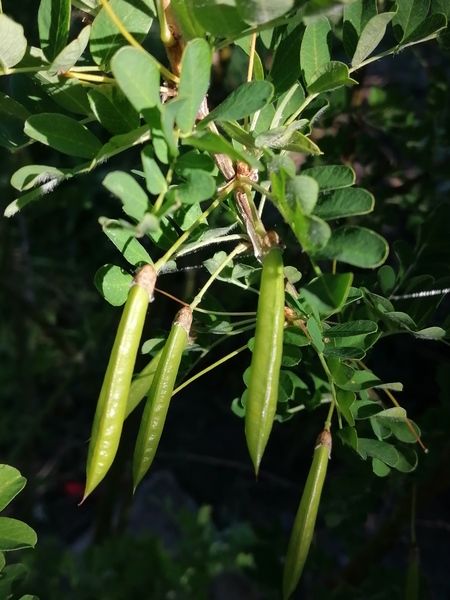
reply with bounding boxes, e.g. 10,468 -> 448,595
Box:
245,232 -> 285,475
282,430 -> 332,600
132,306 -> 193,491
83,264 -> 156,501
124,348 -> 164,419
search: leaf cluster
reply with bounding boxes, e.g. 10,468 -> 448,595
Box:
1,3 -> 450,595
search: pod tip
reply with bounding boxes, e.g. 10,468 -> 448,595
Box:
78,491 -> 88,506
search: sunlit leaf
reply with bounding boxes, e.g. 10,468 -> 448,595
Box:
199,81 -> 274,127
392,0 -> 430,42
352,12 -> 396,67
24,113 -> 102,158
307,61 -> 357,94
0,517 -> 37,552
100,218 -> 153,266
190,0 -> 247,36
300,16 -> 332,85
0,466 -> 26,512
177,38 -> 212,133
94,264 -> 133,306
0,14 -> 28,71
48,25 -> 91,76
236,0 -> 294,25
314,187 -> 374,220
300,273 -> 353,317
88,85 -> 140,135
38,0 -> 70,61
103,171 -> 149,221
111,46 -> 161,114
90,0 -> 155,66
313,226 -> 389,268
302,165 -> 355,190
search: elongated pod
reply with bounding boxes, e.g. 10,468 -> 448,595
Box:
133,306 -> 193,491
125,348 -> 164,419
245,232 -> 285,475
282,430 -> 332,600
83,264 -> 156,501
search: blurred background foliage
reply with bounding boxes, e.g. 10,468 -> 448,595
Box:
1,1 -> 450,599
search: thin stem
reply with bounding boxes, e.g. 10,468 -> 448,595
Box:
154,286 -> 189,306
239,176 -> 276,202
1,66 -> 45,75
153,161 -> 174,214
100,0 -> 144,51
62,72 -> 115,84
244,32 -> 257,132
172,344 -> 248,396
309,256 -> 323,276
324,396 -> 336,432
249,107 -> 262,132
99,0 -> 179,83
270,83 -> 300,129
190,243 -> 247,310
285,93 -> 319,126
288,395 -> 332,414
384,388 -> 428,453
348,46 -> 399,74
226,279 -> 260,295
257,193 -> 267,218
218,317 -> 257,329
332,259 -> 337,275
182,323 -> 255,381
174,234 -> 246,259
246,32 -> 257,82
156,0 -> 175,46
318,352 -> 338,431
193,308 -> 256,317
70,65 -> 104,72
154,179 -> 239,272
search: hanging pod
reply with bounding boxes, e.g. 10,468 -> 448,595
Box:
282,429 -> 332,600
245,231 -> 285,476
124,347 -> 164,419
83,264 -> 156,501
132,305 -> 193,491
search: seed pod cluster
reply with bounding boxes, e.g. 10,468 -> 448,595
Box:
83,264 -> 156,501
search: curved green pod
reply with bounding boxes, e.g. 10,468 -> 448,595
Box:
245,233 -> 285,475
282,430 -> 331,600
83,264 -> 156,501
132,306 -> 193,491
